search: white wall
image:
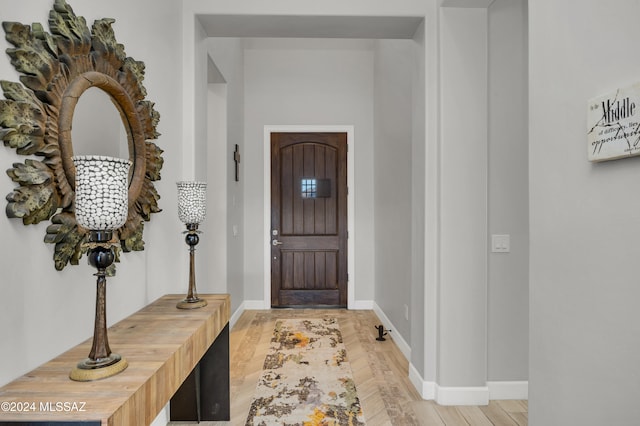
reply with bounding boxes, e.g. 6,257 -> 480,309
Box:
373,39 -> 415,342
243,38 -> 376,303
530,1 -> 640,424
202,83 -> 227,292
206,37 -> 246,312
426,1 -> 529,403
487,0 -> 528,383
186,17 -> 212,302
439,6 -> 489,390
0,0 -> 184,386
420,7 -> 439,388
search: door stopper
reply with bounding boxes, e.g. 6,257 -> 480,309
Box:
375,325 -> 389,341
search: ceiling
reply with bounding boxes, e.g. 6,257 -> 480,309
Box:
197,15 -> 424,39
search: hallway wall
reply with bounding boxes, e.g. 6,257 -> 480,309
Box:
0,0 -> 184,386
373,39 -> 415,346
242,38 -> 377,303
487,0 -> 529,384
205,37 -> 247,313
530,1 -> 640,424
432,0 -> 529,400
439,5 -> 489,391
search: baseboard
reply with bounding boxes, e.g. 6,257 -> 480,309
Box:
230,300 -> 269,329
409,363 -> 436,400
436,385 -> 490,406
350,299 -> 374,310
487,381 -> 528,400
230,301 -> 246,329
372,302 -> 411,361
150,404 -> 169,426
244,300 -> 268,310
406,366 -> 527,405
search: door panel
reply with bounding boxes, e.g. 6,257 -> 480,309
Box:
271,132 -> 347,307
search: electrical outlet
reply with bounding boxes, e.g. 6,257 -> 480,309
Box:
491,234 -> 510,253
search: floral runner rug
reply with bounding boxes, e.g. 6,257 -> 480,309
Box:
245,318 -> 365,425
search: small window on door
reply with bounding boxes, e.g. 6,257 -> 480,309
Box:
301,178 -> 331,198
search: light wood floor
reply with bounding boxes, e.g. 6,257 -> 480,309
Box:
171,309 -> 527,426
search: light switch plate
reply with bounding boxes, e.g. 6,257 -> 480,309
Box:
491,234 -> 510,253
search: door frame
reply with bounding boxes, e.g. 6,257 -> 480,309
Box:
263,125 -> 356,309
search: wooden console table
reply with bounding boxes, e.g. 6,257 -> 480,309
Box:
0,294 -> 230,425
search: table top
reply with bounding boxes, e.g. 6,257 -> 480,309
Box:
0,294 -> 230,426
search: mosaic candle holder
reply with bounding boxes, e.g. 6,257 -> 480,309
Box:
177,181 -> 207,225
176,181 -> 208,309
69,155 -> 131,381
73,155 -> 131,231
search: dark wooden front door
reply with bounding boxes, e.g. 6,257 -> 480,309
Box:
271,132 -> 348,307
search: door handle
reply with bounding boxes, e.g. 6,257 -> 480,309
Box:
272,239 -> 284,246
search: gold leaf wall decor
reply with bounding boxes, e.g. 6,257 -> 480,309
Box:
1,0 -> 163,270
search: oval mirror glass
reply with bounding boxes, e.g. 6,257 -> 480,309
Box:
71,87 -> 128,159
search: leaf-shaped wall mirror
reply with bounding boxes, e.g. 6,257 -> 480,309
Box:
0,0 -> 163,270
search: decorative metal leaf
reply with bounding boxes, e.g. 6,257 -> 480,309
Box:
43,151 -> 73,209
31,23 -> 58,58
135,178 -> 162,221
120,219 -> 144,252
1,0 -> 162,270
145,141 -> 163,181
120,57 -> 146,102
5,185 -> 57,225
2,22 -> 59,92
6,160 -> 58,224
7,159 -> 51,185
48,0 -> 91,60
44,211 -> 84,270
0,96 -> 46,155
90,18 -> 125,75
137,100 -> 161,141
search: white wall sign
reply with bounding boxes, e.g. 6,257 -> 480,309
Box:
587,83 -> 640,162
